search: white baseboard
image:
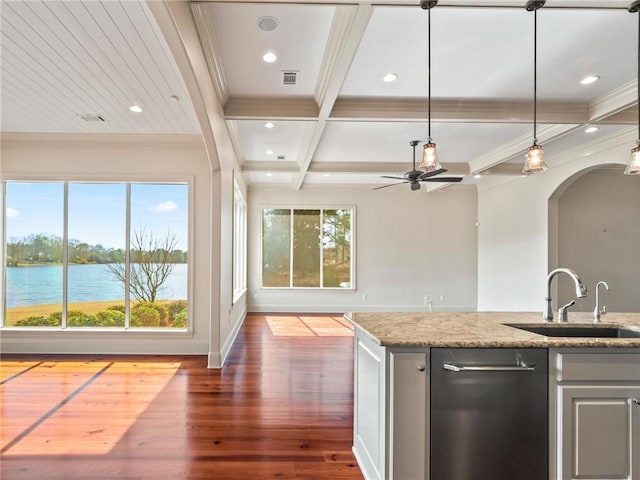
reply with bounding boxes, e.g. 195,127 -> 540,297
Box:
208,307 -> 247,369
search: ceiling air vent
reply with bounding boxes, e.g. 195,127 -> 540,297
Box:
80,114 -> 106,122
282,71 -> 298,86
277,155 -> 285,160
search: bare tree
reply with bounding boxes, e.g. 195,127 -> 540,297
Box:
107,228 -> 179,303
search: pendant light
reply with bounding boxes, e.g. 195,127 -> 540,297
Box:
522,0 -> 548,175
420,0 -> 441,173
626,0 -> 640,175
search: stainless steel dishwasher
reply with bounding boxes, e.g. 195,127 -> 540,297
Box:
430,348 -> 548,480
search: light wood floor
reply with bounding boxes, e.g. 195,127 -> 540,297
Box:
0,313 -> 364,480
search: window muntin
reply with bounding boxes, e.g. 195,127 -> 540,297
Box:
2,181 -> 189,330
261,207 -> 354,289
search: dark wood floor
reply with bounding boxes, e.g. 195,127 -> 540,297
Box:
0,314 -> 364,480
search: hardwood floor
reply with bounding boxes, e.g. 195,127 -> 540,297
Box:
0,314 -> 364,480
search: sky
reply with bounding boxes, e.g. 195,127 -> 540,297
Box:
5,182 -> 189,250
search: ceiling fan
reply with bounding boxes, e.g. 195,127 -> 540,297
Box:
373,140 -> 463,191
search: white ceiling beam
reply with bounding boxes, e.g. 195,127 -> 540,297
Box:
244,160 -> 470,175
224,97 -> 319,120
291,3 -> 374,190
330,98 -> 589,124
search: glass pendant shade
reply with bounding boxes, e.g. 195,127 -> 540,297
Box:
626,145 -> 640,175
420,142 -> 441,172
522,143 -> 548,174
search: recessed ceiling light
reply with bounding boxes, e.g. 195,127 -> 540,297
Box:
266,150 -> 274,155
580,75 -> 600,85
585,126 -> 599,133
266,172 -> 273,177
257,16 -> 279,32
129,105 -> 143,113
262,52 -> 277,63
264,122 -> 275,129
323,173 -> 331,177
474,174 -> 482,179
383,73 -> 398,83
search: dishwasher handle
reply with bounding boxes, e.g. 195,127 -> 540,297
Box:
443,362 -> 536,372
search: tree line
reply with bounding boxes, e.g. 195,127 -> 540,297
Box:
6,233 -> 187,266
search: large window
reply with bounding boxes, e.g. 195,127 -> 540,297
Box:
232,180 -> 247,302
3,181 -> 189,330
262,208 -> 353,288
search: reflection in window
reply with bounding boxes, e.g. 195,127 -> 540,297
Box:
261,208 -> 354,289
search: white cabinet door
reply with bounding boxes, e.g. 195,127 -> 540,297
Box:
559,385 -> 640,480
389,351 -> 428,480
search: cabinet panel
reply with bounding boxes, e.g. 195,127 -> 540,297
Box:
560,386 -> 640,480
354,334 -> 385,480
389,351 -> 428,480
557,353 -> 640,382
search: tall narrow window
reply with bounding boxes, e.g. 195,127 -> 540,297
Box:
233,181 -> 247,302
129,184 -> 188,328
261,207 -> 354,289
5,182 -> 64,327
67,183 -> 126,327
262,209 -> 291,287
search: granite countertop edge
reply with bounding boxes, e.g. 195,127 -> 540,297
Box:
345,311 -> 640,348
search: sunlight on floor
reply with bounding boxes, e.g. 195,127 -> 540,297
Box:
1,361 -> 180,456
266,315 -> 354,337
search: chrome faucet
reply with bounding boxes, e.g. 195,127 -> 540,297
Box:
593,281 -> 609,323
544,268 -> 588,322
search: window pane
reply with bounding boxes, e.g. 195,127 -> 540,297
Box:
68,183 -> 126,328
292,209 -> 320,287
5,182 -> 63,327
262,209 -> 291,287
130,184 -> 189,328
323,209 -> 352,288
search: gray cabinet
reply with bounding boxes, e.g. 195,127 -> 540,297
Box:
552,350 -> 640,480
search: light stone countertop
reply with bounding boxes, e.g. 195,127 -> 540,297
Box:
346,311 -> 640,348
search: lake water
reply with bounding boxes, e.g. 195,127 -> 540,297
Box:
5,263 -> 187,308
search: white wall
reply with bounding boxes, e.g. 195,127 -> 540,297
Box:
248,185 -> 478,313
0,133 -> 216,355
556,168 -> 640,312
477,132 -> 636,312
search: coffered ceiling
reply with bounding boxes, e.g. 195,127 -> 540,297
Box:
1,0 -> 637,190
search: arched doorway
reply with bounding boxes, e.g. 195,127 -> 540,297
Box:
549,164 -> 640,313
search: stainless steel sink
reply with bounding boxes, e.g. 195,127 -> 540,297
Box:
506,324 -> 640,338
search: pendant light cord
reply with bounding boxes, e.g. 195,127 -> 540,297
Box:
636,9 -> 640,141
427,7 -> 432,141
533,7 -> 538,144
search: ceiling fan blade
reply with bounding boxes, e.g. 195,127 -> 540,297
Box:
418,168 -> 448,180
373,181 -> 408,190
422,177 -> 464,183
380,175 -> 406,180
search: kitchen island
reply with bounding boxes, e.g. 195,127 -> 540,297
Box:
347,312 -> 640,480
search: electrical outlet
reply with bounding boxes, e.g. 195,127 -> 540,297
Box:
362,294 -> 367,301
439,295 -> 445,301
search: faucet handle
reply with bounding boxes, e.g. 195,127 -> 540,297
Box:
601,305 -> 607,315
558,300 -> 575,322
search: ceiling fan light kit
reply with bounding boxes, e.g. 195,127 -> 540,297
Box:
627,0 -> 640,175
